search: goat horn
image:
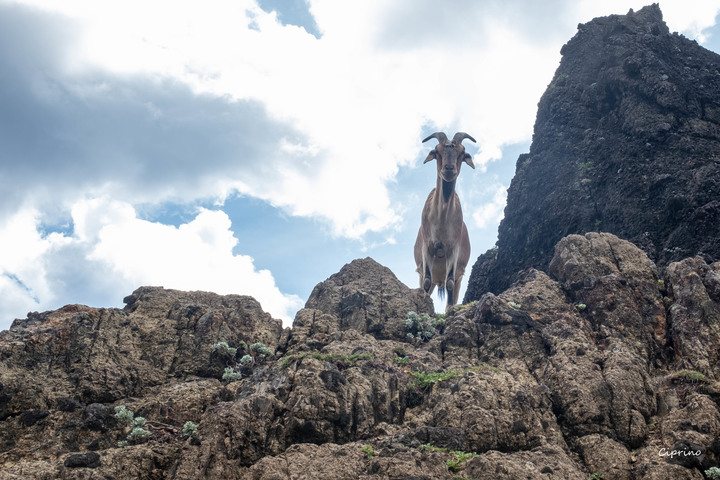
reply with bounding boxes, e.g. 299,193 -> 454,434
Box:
422,132 -> 448,144
452,132 -> 476,145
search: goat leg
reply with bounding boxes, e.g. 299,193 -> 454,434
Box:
445,267 -> 455,307
423,265 -> 432,293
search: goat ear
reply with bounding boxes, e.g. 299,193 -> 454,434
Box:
423,150 -> 437,164
463,153 -> 475,169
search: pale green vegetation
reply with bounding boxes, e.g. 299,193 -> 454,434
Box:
404,311 -> 445,343
114,405 -> 151,447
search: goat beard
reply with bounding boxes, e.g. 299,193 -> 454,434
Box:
441,179 -> 456,203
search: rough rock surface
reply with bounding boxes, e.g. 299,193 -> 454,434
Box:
465,4 -> 720,301
1,237 -> 720,479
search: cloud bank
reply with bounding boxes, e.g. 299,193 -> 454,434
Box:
0,200 -> 303,325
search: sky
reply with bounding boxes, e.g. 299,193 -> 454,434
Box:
1,0 -> 719,330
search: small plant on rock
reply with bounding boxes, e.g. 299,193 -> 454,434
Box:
676,370 -> 707,383
249,342 -> 273,358
404,311 -> 445,343
446,450 -> 477,472
128,425 -> 151,442
361,444 -> 376,459
312,352 -> 374,367
182,421 -> 199,440
222,367 -> 242,382
705,467 -> 720,480
114,405 -> 151,445
590,472 -> 604,480
279,353 -> 304,369
211,341 -> 237,356
114,405 -> 134,423
410,369 -> 460,390
394,356 -> 409,366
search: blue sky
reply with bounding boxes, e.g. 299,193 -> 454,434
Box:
1,0 -> 719,329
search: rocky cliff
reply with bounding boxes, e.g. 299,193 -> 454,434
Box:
464,4 -> 720,301
3,5 -> 720,480
1,234 -> 720,479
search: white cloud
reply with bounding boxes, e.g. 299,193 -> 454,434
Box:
472,184 -> 508,229
0,208 -> 59,321
0,199 -> 302,330
4,0 -> 552,238
5,0 -> 720,240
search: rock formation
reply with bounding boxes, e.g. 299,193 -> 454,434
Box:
464,4 -> 720,301
2,5 -> 720,479
1,239 -> 720,479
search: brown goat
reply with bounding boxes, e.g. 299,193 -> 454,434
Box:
414,131 -> 475,308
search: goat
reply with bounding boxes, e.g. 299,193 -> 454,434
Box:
414,131 -> 475,309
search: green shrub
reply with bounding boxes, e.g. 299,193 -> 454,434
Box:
394,356 -> 409,365
410,370 -> 460,389
408,365 -> 498,393
249,342 -> 273,358
279,354 -> 303,369
705,467 -> 720,480
128,426 -> 151,441
114,405 -> 134,424
222,367 -> 242,382
361,444 -> 376,459
446,450 -> 477,472
590,472 -> 604,480
404,311 -> 445,343
211,342 -> 237,356
182,421 -> 199,439
312,352 -> 374,366
114,406 -> 152,443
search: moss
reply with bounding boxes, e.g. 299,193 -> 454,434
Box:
312,352 -> 374,366
410,370 -> 461,389
676,369 -> 707,383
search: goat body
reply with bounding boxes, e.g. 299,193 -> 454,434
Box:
414,132 -> 475,308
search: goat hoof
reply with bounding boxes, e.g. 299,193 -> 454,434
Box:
423,277 -> 431,292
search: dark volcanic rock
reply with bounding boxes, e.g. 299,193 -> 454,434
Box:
63,451 -> 100,469
465,4 -> 720,301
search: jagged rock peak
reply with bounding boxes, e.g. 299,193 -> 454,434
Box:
464,3 -> 720,301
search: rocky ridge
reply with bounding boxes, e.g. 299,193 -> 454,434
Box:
1,233 -> 720,479
464,4 -> 720,301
